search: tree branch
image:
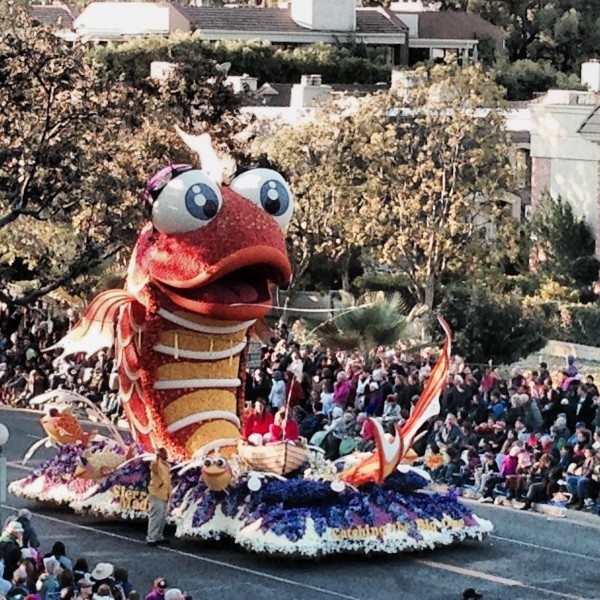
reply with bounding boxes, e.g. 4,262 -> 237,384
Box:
1,246 -> 123,308
18,82 -> 56,213
0,209 -> 21,229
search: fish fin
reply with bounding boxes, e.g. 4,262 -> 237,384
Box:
339,452 -> 380,487
400,316 -> 452,450
175,126 -> 224,184
46,290 -> 134,359
340,419 -> 404,486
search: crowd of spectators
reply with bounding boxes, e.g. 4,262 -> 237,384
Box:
0,510 -> 189,600
244,324 -> 600,514
2,302 -> 599,515
0,303 -> 121,420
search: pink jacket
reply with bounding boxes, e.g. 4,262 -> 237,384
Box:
333,379 -> 354,406
500,455 -> 518,476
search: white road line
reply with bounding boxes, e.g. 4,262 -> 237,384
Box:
7,461 -> 34,472
415,559 -> 593,600
490,535 -> 600,564
0,504 -> 360,600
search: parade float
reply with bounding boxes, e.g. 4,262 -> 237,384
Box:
10,129 -> 493,556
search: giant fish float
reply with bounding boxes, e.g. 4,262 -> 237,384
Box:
10,129 -> 493,556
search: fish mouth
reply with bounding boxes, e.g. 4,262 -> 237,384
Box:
204,468 -> 229,477
155,246 -> 291,320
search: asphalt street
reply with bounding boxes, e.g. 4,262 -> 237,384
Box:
0,407 -> 598,600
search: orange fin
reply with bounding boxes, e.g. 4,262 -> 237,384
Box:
46,290 -> 134,359
340,418 -> 404,486
400,316 -> 452,449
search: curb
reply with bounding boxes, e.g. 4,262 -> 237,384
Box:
461,494 -> 600,527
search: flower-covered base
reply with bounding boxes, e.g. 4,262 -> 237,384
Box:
9,440 -> 130,509
9,443 -> 101,505
9,475 -> 97,506
10,444 -> 493,556
170,470 -> 492,557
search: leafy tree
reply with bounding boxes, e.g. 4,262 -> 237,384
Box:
366,63 -> 514,310
0,4 -> 242,306
358,0 -> 392,6
475,33 -> 500,67
528,194 -> 599,286
262,62 -> 515,310
527,300 -> 600,347
94,36 -> 391,87
495,59 -> 583,101
440,0 -> 600,74
0,5 -> 146,306
454,203 -> 530,289
439,284 -> 547,364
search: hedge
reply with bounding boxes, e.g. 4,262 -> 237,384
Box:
93,37 -> 392,86
526,300 -> 600,347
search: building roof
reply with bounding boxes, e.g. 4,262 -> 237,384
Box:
579,105 -> 600,142
416,11 -> 505,42
183,6 -> 406,35
30,5 -> 75,30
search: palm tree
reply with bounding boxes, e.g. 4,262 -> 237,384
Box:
315,293 -> 410,355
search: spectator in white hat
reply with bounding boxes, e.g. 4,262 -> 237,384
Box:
91,563 -> 116,597
37,557 -> 61,600
0,520 -> 24,579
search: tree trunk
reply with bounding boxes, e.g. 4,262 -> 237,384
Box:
340,253 -> 351,292
424,273 -> 436,311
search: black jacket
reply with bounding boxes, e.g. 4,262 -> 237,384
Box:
17,516 -> 39,549
0,535 -> 21,579
573,395 -> 595,429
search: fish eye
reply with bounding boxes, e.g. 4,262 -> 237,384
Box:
203,457 -> 213,468
229,168 -> 294,230
215,457 -> 227,468
152,170 -> 222,234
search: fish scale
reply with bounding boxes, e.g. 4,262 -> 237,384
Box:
116,302 -> 250,459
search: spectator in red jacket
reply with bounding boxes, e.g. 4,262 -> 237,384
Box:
243,399 -> 274,441
265,406 -> 299,442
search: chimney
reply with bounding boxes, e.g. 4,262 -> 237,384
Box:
290,0 -> 355,32
581,60 -> 600,93
290,74 -> 332,109
150,61 -> 178,82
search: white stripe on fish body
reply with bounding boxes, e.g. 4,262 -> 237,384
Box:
157,308 -> 256,334
166,410 -> 241,433
153,340 -> 247,361
153,377 -> 242,390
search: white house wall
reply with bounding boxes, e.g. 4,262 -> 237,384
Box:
75,2 -> 172,36
550,158 -> 598,231
530,103 -> 600,254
